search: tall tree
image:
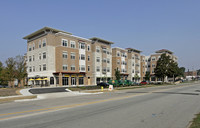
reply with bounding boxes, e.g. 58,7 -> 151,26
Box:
5,57 -> 16,88
115,68 -> 121,80
179,67 -> 186,77
144,71 -> 150,81
0,61 -> 4,85
154,54 -> 171,82
15,55 -> 27,87
167,60 -> 179,82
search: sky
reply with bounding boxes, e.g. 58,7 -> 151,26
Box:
0,0 -> 199,70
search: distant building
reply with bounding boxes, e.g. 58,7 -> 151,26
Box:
184,71 -> 197,80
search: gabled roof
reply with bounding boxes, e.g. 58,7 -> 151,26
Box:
90,37 -> 114,44
23,27 -> 72,40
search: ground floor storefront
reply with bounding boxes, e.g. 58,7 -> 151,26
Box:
53,72 -> 93,87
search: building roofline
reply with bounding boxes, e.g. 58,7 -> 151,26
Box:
125,48 -> 142,53
112,47 -> 127,51
23,27 -> 72,40
155,49 -> 173,54
90,37 -> 114,44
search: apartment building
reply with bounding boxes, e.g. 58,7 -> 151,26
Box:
148,49 -> 178,81
126,48 -> 142,82
24,27 -> 94,86
90,37 -> 113,84
112,47 -> 129,80
24,27 -> 178,86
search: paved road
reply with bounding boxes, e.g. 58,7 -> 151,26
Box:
1,83 -> 200,128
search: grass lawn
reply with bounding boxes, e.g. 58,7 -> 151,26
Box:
0,88 -> 21,97
189,113 -> 200,128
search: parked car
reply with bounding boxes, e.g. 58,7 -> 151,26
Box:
140,81 -> 147,85
97,82 -> 110,87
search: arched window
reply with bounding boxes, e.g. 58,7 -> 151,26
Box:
50,77 -> 54,85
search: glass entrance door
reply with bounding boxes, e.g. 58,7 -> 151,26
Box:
71,77 -> 76,86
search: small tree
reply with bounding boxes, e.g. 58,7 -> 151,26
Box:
179,67 -> 186,77
15,55 -> 27,87
115,68 -> 121,80
5,57 -> 16,88
144,71 -> 150,81
134,73 -> 139,82
155,54 -> 171,82
167,60 -> 179,82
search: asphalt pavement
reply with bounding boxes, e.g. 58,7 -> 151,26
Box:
0,83 -> 200,128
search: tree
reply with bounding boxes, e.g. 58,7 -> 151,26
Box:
179,67 -> 186,77
144,71 -> 150,81
15,55 -> 27,87
5,57 -> 16,88
134,73 -> 140,82
115,68 -> 121,80
0,61 -> 4,85
197,69 -> 200,76
167,60 -> 179,82
154,54 -> 171,82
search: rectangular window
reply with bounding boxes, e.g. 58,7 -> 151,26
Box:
96,66 -> 100,72
43,64 -> 46,71
103,67 -> 107,73
107,67 -> 110,72
62,39 -> 68,47
71,65 -> 75,71
152,57 -> 156,61
96,57 -> 100,62
33,66 -> 35,72
71,53 -> 75,59
132,69 -> 134,73
42,38 -> 46,47
88,55 -> 90,61
63,52 -> 68,59
39,65 -> 41,71
80,65 -> 85,71
96,47 -> 100,52
63,65 -> 68,70
39,53 -> 41,60
107,58 -> 110,64
103,58 -> 106,63
29,56 -> 32,62
80,54 -> 85,60
117,52 -> 120,57
29,67 -> 32,72
33,55 -> 35,61
33,43 -> 35,50
107,50 -> 110,55
88,65 -> 90,72
29,46 -> 31,51
79,77 -> 84,85
43,52 -> 46,59
103,48 -> 107,54
38,40 -> 41,48
80,43 -> 85,49
87,45 -> 90,51
70,41 -> 76,48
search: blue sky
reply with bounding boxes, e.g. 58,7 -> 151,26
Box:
0,0 -> 199,70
